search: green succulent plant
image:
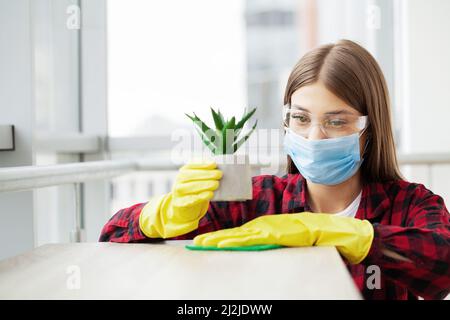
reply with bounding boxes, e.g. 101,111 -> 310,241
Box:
186,107 -> 258,155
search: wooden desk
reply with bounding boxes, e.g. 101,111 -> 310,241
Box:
0,241 -> 361,299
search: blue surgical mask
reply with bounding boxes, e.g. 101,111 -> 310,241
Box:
283,129 -> 368,185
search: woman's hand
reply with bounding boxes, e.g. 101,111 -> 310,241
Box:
139,160 -> 222,238
194,212 -> 374,264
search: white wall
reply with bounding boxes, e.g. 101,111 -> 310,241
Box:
80,0 -> 111,242
398,0 -> 450,204
0,0 -> 35,259
32,0 -> 82,246
0,0 -> 110,258
400,0 -> 450,153
33,0 -> 111,244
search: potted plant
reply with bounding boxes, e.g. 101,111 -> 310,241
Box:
186,107 -> 257,201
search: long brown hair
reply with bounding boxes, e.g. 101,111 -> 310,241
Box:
284,39 -> 403,183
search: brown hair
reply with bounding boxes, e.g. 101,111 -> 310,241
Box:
284,39 -> 403,183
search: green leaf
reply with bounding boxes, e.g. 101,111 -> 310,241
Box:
185,113 -> 196,123
185,112 -> 212,137
233,120 -> 257,153
217,120 -> 228,155
235,107 -> 257,130
187,107 -> 258,155
233,127 -> 243,143
220,116 -> 236,154
233,107 -> 256,143
217,110 -> 225,124
194,128 -> 216,154
227,116 -> 236,130
186,112 -> 221,153
210,107 -> 224,131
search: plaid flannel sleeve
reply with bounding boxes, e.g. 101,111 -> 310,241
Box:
99,175 -> 286,242
99,202 -> 162,243
364,185 -> 450,300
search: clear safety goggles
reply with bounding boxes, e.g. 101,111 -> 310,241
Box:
283,104 -> 368,138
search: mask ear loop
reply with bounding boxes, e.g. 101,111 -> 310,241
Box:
359,126 -> 371,157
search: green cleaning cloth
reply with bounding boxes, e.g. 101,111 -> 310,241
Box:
185,244 -> 284,251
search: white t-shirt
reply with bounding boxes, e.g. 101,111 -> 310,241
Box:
332,190 -> 362,218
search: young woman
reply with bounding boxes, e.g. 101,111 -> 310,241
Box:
100,39 -> 450,300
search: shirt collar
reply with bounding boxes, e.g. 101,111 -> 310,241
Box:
289,174 -> 391,221
286,174 -> 311,212
357,181 -> 392,221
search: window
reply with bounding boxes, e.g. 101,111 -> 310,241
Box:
107,0 -> 247,137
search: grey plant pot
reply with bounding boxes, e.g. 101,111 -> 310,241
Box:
212,154 -> 253,201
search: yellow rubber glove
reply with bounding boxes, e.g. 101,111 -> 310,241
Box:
193,212 -> 374,264
139,160 -> 222,239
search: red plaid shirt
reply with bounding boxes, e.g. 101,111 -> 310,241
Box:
99,174 -> 450,300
